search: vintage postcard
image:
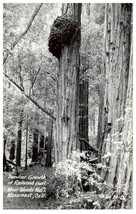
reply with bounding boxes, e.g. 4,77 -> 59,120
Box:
2,1 -> 133,210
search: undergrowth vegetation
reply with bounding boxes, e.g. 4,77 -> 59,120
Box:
3,151 -> 131,209
45,150 -> 131,209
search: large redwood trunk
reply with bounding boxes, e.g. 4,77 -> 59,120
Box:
97,3 -> 132,207
55,4 -> 82,162
79,56 -> 89,151
116,35 -> 133,208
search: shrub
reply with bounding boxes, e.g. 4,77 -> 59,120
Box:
52,150 -> 98,198
45,150 -> 131,209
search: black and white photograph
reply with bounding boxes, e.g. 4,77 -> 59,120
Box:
2,1 -> 133,210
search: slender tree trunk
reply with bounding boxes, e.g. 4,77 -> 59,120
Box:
3,137 -> 7,170
46,115 -> 53,167
9,140 -> 15,160
97,81 -> 105,161
16,109 -> 23,166
32,129 -> 39,162
79,56 -> 89,151
25,123 -> 28,169
97,4 -> 132,206
40,135 -> 45,149
55,3 -> 82,162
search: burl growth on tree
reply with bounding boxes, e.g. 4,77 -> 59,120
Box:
48,15 -> 78,59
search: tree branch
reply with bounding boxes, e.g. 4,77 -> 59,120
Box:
29,67 -> 41,96
89,157 -> 98,163
79,137 -> 98,152
18,52 -> 24,91
62,3 -> 69,15
79,61 -> 98,82
6,159 -> 16,167
3,3 -> 43,65
3,72 -> 56,121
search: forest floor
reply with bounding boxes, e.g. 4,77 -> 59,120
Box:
3,165 -> 62,209
3,164 -> 96,209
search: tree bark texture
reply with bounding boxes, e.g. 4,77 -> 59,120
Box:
79,56 -> 89,151
98,3 -> 132,203
16,109 -> 23,166
97,80 -> 105,160
116,33 -> 133,209
56,3 -> 82,162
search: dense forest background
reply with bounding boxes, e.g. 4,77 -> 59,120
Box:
3,3 -> 133,209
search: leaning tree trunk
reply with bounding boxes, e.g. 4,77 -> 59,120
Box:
97,3 -> 132,206
79,56 -> 89,152
49,3 -> 82,162
16,109 -> 23,166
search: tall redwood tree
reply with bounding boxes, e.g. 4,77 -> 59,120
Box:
97,3 -> 132,208
49,3 -> 82,162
